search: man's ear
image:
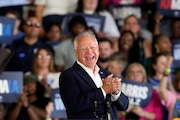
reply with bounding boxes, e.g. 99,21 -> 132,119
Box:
74,49 -> 78,59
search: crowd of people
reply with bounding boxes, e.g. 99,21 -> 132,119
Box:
1,0 -> 180,120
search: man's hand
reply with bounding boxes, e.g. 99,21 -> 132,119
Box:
102,74 -> 121,94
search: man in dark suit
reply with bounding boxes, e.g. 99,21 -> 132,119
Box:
59,32 -> 129,119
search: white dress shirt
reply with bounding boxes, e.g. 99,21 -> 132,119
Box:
77,61 -> 120,101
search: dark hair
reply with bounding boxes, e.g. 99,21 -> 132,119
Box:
68,15 -> 88,32
98,37 -> 113,48
45,22 -> 61,33
35,81 -> 46,99
152,34 -> 165,54
150,53 -> 167,76
118,30 -> 135,50
171,18 -> 180,28
76,0 -> 105,13
5,9 -> 21,20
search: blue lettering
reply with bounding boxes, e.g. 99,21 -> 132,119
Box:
8,80 -> 19,93
3,24 -> 11,36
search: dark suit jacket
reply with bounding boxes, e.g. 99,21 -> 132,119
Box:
59,62 -> 129,119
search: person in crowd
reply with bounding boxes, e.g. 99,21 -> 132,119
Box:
44,22 -> 63,51
108,55 -> 127,78
76,0 -> 120,42
148,53 -> 174,91
159,58 -> 180,120
122,15 -> 152,64
5,10 -> 24,41
121,63 -> 163,120
115,30 -> 135,61
152,34 -> 172,55
170,18 -> 180,41
97,38 -> 114,70
59,32 -> 128,119
8,74 -> 50,120
148,53 -> 175,120
6,15 -> 53,73
34,0 -> 78,32
55,15 -> 88,72
26,47 -> 60,97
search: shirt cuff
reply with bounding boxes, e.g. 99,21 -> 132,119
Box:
111,91 -> 121,101
100,87 -> 106,98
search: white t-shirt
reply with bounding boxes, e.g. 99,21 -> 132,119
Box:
34,0 -> 78,17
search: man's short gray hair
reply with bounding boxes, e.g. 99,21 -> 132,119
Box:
74,31 -> 98,50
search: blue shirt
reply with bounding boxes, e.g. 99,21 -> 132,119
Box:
6,38 -> 53,73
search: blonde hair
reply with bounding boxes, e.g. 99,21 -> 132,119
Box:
32,47 -> 55,74
125,63 -> 147,82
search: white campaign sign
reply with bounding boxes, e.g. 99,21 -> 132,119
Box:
0,0 -> 30,7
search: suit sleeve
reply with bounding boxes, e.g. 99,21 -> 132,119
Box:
59,70 -> 106,114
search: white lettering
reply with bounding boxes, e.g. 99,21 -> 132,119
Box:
0,79 -> 9,93
171,0 -> 180,10
173,49 -> 180,60
0,23 -> 2,36
54,98 -> 66,110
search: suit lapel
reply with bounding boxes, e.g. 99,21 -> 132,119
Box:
73,62 -> 97,88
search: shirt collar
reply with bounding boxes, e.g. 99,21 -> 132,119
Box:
77,61 -> 100,74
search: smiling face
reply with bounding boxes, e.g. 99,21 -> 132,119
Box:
74,34 -> 99,70
153,55 -> 168,74
36,49 -> 51,69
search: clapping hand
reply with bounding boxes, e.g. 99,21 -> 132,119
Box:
102,74 -> 121,94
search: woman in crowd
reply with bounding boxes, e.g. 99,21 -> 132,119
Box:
160,71 -> 180,120
8,74 -> 50,120
26,47 -> 60,97
76,0 -> 120,41
148,53 -> 174,91
152,34 -> 172,55
121,63 -> 163,120
44,22 -> 63,51
115,30 -> 135,61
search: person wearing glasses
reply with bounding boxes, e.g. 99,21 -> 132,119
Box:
25,47 -> 60,98
6,15 -> 53,73
120,63 -> 163,120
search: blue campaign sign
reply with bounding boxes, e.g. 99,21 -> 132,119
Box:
157,0 -> 180,17
62,13 -> 105,35
0,71 -> 23,103
51,89 -> 67,118
109,4 -> 141,28
172,39 -> 180,68
0,16 -> 15,44
121,79 -> 152,107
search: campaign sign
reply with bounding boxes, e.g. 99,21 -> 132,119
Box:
157,0 -> 180,17
0,16 -> 15,44
109,4 -> 141,28
0,71 -> 23,103
121,79 -> 152,107
62,13 -> 105,35
0,0 -> 30,7
51,89 -> 67,118
172,39 -> 180,68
